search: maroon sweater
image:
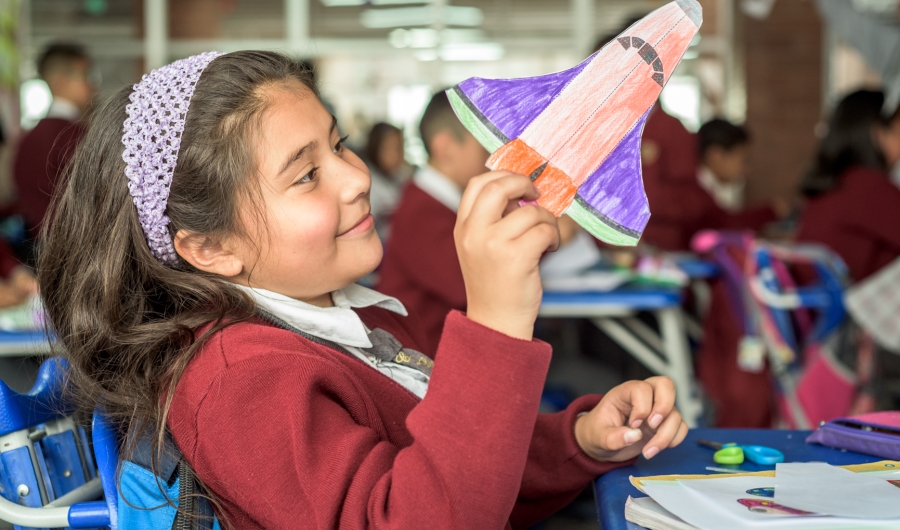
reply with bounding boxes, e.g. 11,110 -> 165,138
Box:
13,117 -> 85,232
377,182 -> 465,353
640,108 -> 776,251
168,309 -> 628,529
797,165 -> 900,282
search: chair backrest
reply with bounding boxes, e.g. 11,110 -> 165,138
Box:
0,357 -> 111,529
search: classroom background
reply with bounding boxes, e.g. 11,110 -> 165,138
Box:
0,1 -> 899,529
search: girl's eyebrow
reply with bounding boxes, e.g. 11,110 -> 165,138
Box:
278,115 -> 338,176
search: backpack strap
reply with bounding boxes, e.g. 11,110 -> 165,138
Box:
128,429 -> 216,530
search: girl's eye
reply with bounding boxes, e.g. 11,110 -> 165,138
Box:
294,167 -> 318,186
333,135 -> 349,154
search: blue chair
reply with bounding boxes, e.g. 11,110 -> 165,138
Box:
0,358 -> 114,529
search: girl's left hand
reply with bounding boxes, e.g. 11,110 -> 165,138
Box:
574,376 -> 688,462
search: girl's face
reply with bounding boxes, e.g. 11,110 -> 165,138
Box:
234,82 -> 381,305
876,114 -> 900,169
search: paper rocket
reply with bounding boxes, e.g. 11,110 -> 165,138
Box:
447,0 -> 702,246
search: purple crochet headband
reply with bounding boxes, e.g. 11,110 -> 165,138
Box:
121,51 -> 223,266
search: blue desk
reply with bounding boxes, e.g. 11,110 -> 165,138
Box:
540,286 -> 702,426
593,428 -> 883,530
0,330 -> 51,356
673,256 -> 719,280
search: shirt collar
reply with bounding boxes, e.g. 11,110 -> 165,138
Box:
236,283 -> 407,348
697,165 -> 744,212
45,98 -> 81,121
413,164 -> 463,213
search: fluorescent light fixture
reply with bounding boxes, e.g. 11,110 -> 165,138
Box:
390,28 -> 440,48
360,5 -> 483,28
414,49 -> 439,61
440,42 -> 504,61
390,28 -> 486,48
321,0 -> 365,6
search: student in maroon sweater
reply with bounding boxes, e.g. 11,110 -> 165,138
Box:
797,89 -> 900,282
40,52 -> 688,529
14,43 -> 93,242
378,91 -> 490,353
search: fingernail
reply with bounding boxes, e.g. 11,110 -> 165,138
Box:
631,419 -> 643,429
643,446 -> 659,459
624,429 -> 643,445
649,414 -> 664,429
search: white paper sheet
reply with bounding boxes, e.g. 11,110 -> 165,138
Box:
642,477 -> 900,530
774,463 -> 900,519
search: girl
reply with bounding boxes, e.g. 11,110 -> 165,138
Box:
799,89 -> 900,282
39,51 -> 687,528
364,122 -> 412,240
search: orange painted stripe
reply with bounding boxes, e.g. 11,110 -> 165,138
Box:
486,138 -> 547,177
534,164 -> 578,216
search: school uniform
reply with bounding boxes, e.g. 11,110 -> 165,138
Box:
13,98 -> 85,234
639,107 -> 776,251
167,284 -> 630,529
797,165 -> 900,282
377,165 -> 466,354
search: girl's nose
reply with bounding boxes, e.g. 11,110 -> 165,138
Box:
338,157 -> 371,203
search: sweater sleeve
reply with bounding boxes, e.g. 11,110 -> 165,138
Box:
848,170 -> 900,250
510,395 -> 637,529
184,311 -> 553,529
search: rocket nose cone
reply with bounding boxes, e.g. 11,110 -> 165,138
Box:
676,0 -> 703,27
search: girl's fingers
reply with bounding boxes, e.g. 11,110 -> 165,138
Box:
494,204 -> 558,241
609,380 -> 654,430
600,425 -> 644,453
670,420 -> 689,448
642,409 -> 685,459
458,172 -> 537,222
644,376 -> 676,429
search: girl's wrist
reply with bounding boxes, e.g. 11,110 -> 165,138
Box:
465,306 -> 533,341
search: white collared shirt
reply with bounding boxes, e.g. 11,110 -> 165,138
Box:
697,165 -> 745,213
45,98 -> 81,121
413,164 -> 463,213
236,283 -> 429,398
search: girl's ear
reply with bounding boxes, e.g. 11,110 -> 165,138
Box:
174,229 -> 244,278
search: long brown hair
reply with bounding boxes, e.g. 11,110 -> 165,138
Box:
37,51 -> 319,516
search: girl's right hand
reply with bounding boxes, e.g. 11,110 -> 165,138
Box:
455,171 -> 560,340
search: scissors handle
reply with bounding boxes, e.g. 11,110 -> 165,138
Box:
739,445 -> 785,465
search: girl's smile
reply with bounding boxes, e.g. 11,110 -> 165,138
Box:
338,213 -> 375,238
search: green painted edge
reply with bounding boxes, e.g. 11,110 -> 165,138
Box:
565,201 -> 639,247
446,89 -> 505,154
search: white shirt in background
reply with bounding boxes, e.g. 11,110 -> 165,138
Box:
697,165 -> 745,212
45,98 -> 81,121
413,164 -> 462,212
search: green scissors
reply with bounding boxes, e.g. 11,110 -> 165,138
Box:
697,439 -> 785,465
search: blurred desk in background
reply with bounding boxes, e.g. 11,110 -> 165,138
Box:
540,286 -> 702,427
0,330 -> 51,357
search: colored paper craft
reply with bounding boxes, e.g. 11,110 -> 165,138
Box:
447,0 -> 702,246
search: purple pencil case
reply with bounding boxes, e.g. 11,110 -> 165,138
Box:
806,411 -> 900,460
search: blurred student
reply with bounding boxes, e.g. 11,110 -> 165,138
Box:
798,89 -> 900,282
365,122 -> 413,240
377,92 -> 489,353
14,43 -> 93,248
696,119 -> 752,212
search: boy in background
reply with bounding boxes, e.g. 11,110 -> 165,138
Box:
696,118 -> 752,213
14,43 -> 93,252
377,92 -> 489,354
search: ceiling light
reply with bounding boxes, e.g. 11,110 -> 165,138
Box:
439,42 -> 504,61
360,6 -> 483,28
